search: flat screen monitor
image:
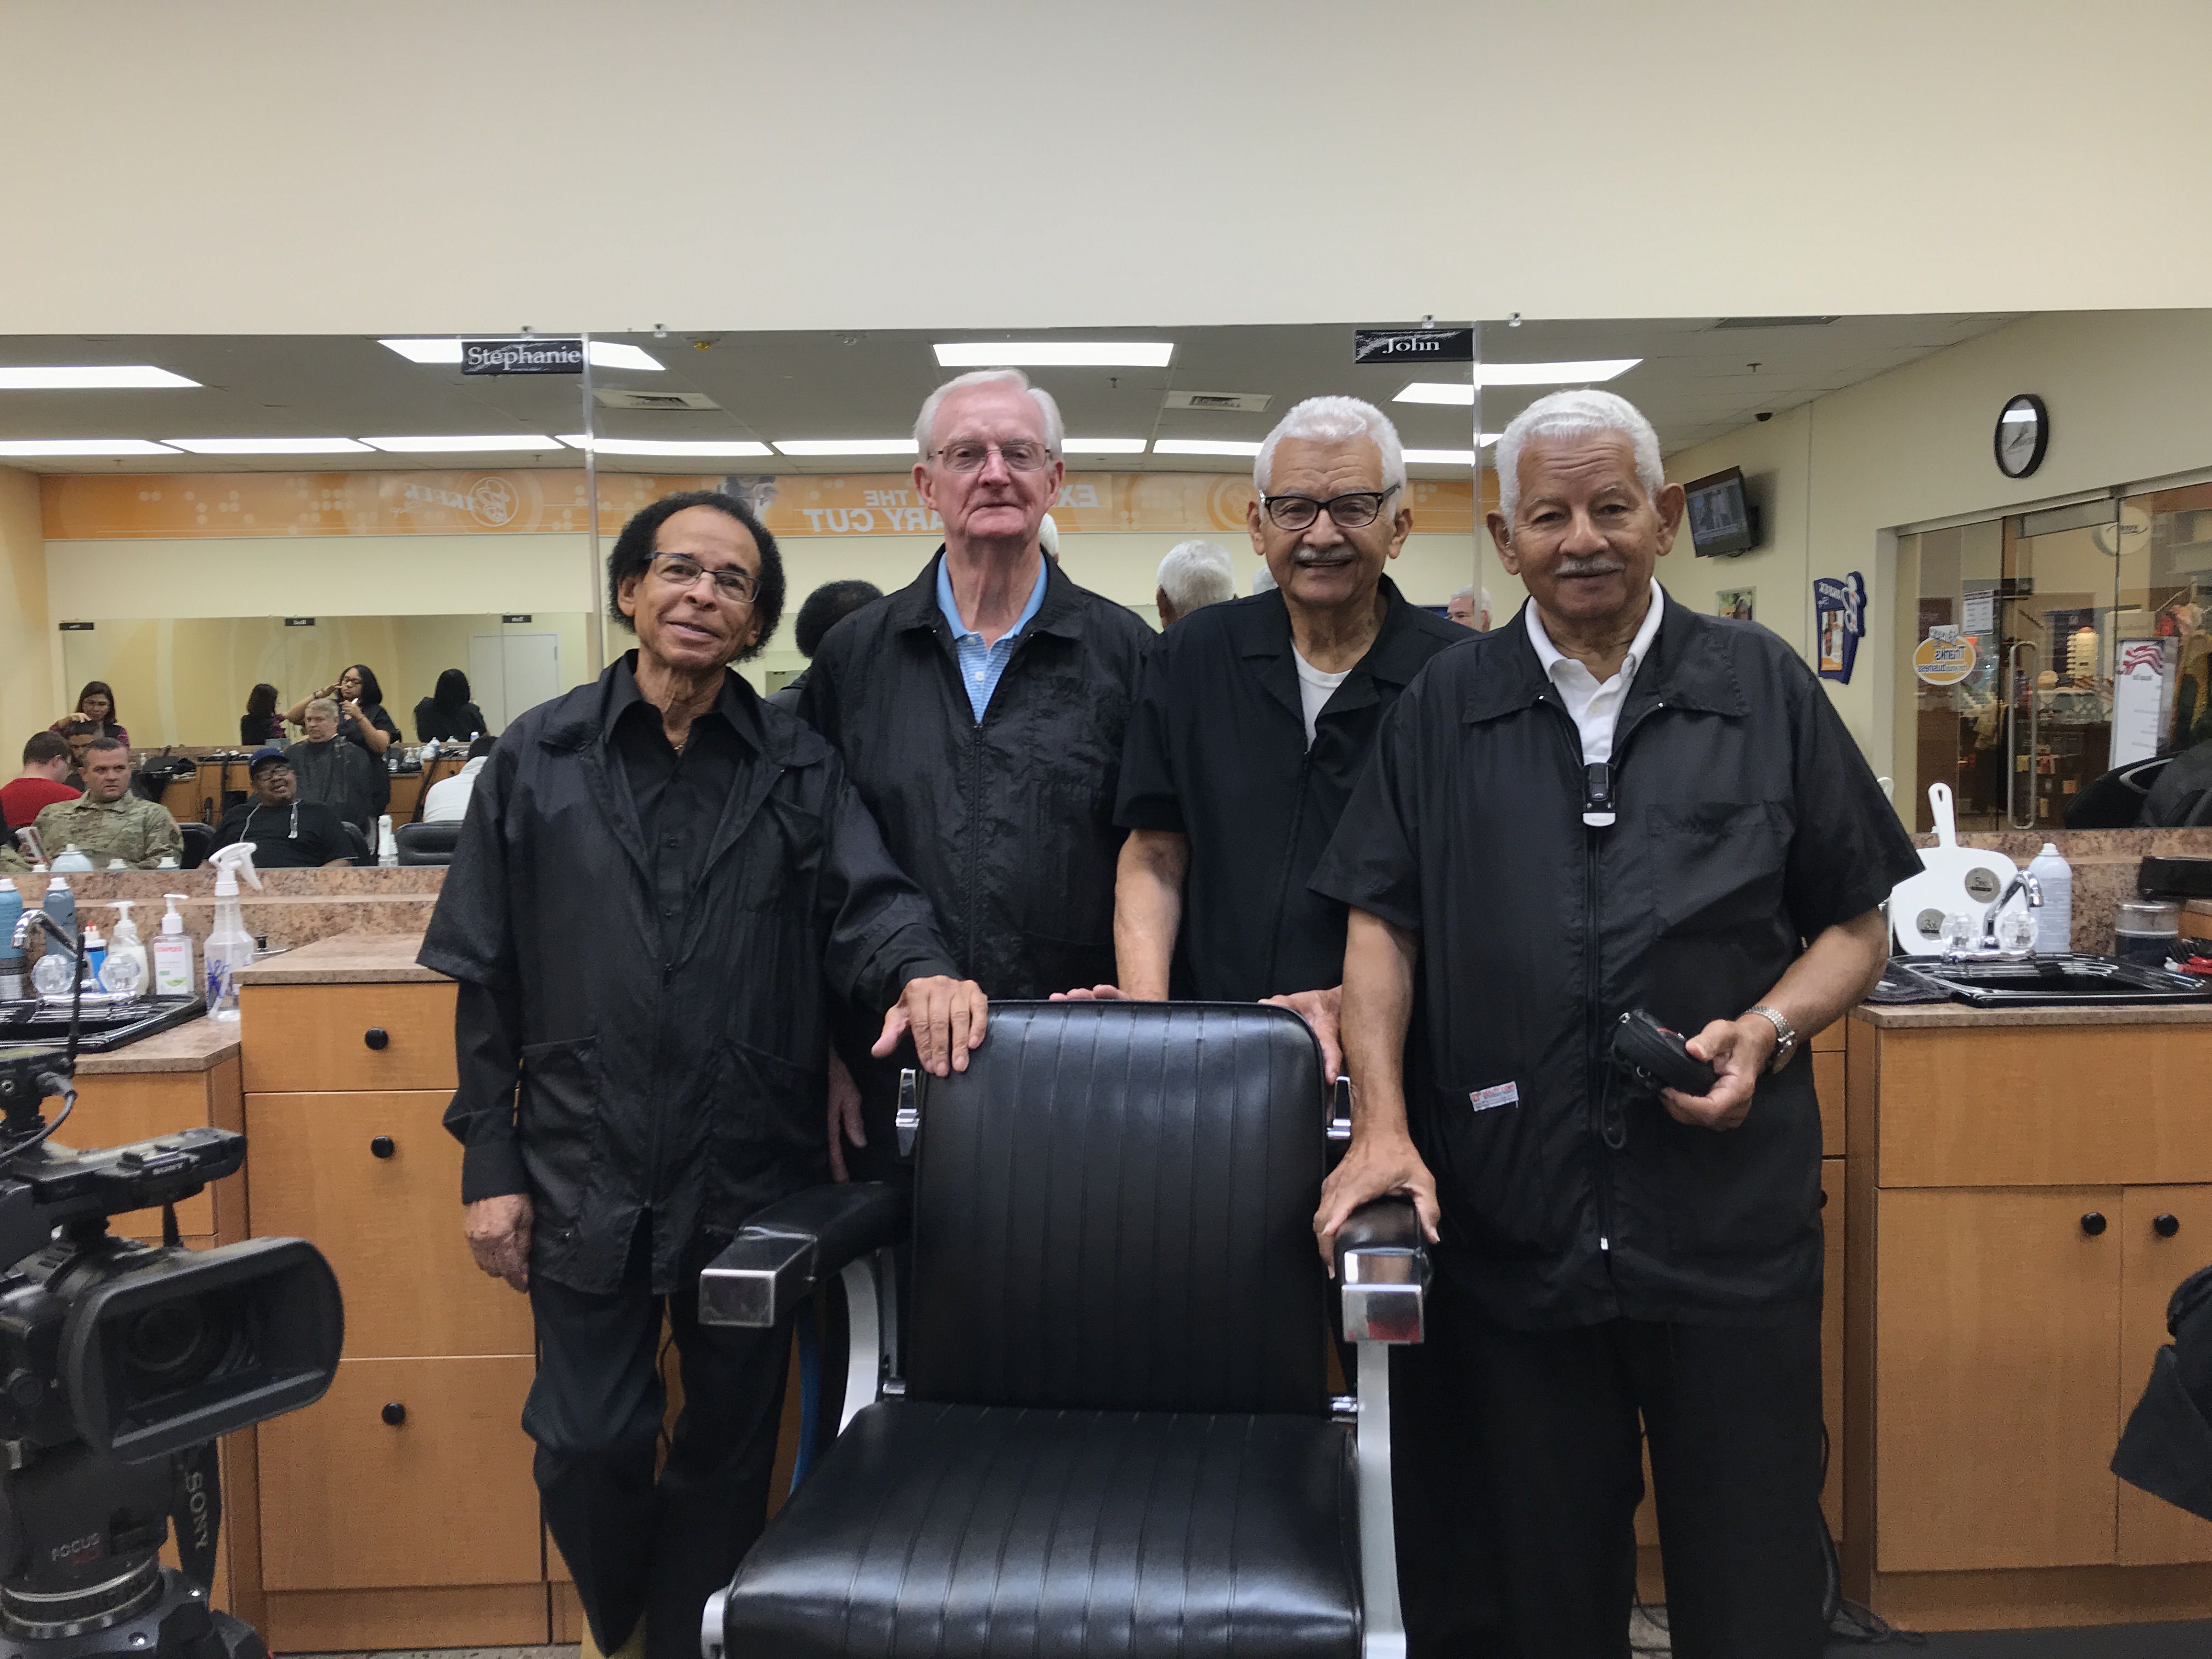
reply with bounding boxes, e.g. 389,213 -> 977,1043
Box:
1684,467 -> 1758,557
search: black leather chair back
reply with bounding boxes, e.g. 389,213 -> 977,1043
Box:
906,1001 -> 1328,1418
178,822 -> 215,871
395,821 -> 461,865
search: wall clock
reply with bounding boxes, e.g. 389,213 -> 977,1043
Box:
1995,393 -> 2049,478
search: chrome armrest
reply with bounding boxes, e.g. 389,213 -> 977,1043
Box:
1335,1195 -> 1429,1346
697,1181 -> 907,1329
894,1065 -> 921,1156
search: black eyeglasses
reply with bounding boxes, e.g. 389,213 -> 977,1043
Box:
928,439 -> 1055,473
650,550 -> 760,603
1260,484 -> 1401,532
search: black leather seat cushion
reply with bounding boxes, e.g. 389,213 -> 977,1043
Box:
723,1400 -> 1361,1659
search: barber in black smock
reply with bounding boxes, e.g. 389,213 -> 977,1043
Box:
1312,391 -> 1922,1659
1100,394 -> 1462,1074
420,490 -> 985,1659
799,369 -> 1148,1176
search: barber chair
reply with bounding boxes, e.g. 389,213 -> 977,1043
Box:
178,822 -> 215,871
341,821 -> 372,866
394,821 -> 461,865
2067,754 -> 2170,827
697,1000 -> 1427,1659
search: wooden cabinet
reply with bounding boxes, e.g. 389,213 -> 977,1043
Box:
239,981 -> 456,1094
2118,1187 -> 2212,1565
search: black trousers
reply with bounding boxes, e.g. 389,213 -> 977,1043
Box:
526,1226 -> 792,1659
1410,1286 -> 1825,1659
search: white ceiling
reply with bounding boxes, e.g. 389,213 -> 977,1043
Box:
0,314 -> 2018,476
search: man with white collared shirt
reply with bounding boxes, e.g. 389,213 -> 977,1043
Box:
1313,388 -> 1919,1659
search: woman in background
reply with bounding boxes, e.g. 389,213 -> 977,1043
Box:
241,682 -> 286,747
414,668 -> 490,742
50,681 -> 127,747
287,663 -> 399,756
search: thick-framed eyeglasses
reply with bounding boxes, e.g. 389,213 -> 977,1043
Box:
1260,484 -> 1402,532
928,439 -> 1056,473
649,550 -> 760,604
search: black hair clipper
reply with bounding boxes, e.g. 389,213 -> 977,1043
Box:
1611,1009 -> 1719,1097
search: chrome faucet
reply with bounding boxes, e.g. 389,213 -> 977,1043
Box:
1980,871 -> 2044,952
10,909 -> 83,959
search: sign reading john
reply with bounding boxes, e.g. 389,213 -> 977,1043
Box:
1353,326 -> 1475,364
462,337 -> 585,375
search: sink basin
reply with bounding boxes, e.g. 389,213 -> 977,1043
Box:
1911,955 -> 2211,1009
0,996 -> 208,1053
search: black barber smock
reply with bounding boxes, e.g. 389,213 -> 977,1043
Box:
799,550 -> 1151,997
1115,578 -> 1466,999
1312,594 -> 1921,1328
420,653 -> 959,1296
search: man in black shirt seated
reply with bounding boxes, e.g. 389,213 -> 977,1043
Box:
287,696 -> 387,838
212,749 -> 355,867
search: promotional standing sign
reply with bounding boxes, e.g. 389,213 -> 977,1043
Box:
1815,571 -> 1866,682
462,338 -> 585,375
2111,638 -> 2175,766
1353,327 -> 1475,364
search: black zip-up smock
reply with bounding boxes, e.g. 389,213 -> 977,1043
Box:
1312,594 -> 1921,1328
421,654 -> 958,1296
1114,577 -> 1466,999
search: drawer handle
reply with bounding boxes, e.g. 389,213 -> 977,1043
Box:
381,1401 -> 407,1426
1819,1188 -> 1828,1210
2080,1211 -> 2108,1237
364,1028 -> 390,1051
369,1135 -> 396,1160
2155,1213 -> 2182,1239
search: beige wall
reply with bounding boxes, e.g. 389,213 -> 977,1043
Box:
1661,309 -> 2212,781
0,469 -> 55,757
4,3 -> 2208,335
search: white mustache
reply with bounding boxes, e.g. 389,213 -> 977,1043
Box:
1293,546 -> 1356,565
1555,556 -> 1624,578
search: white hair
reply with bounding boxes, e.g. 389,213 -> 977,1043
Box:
305,697 -> 339,720
1451,584 -> 1477,602
1038,513 -> 1060,558
1494,388 -> 1664,525
1251,562 -> 1278,594
913,368 -> 1065,456
1254,396 -> 1406,498
1157,539 -> 1234,618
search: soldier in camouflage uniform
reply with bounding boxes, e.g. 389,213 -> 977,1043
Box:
31,738 -> 180,870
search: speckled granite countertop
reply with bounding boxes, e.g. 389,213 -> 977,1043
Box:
234,930 -> 446,986
71,1015 -> 240,1075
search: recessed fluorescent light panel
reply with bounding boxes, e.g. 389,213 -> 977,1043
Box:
363,435 -> 561,453
557,436 -> 771,457
1395,360 -> 1641,403
772,439 -> 919,456
0,365 -> 201,390
0,438 -> 182,456
162,437 -> 371,455
933,342 -> 1175,368
1062,438 -> 1148,454
1152,438 -> 1262,457
379,338 -> 663,372
1401,447 -> 1489,465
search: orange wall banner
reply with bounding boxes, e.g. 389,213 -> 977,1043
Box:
43,468 -> 1492,540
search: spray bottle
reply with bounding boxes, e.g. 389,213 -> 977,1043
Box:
376,814 -> 398,867
204,843 -> 263,1020
152,894 -> 194,998
99,900 -> 149,999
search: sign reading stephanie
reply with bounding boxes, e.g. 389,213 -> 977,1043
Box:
1353,326 -> 1475,364
462,338 -> 585,375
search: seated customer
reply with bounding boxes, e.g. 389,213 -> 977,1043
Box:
420,735 -> 494,824
414,669 -> 489,743
59,721 -> 99,789
2143,735 -> 2212,826
286,664 -> 399,756
240,682 -> 286,747
765,579 -> 882,712
49,680 -> 128,748
32,737 -> 180,870
286,697 -> 387,838
1,733 -> 80,830
212,749 -> 354,867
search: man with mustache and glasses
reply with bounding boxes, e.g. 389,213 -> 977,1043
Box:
1312,389 -> 1918,1659
800,369 -> 1150,1177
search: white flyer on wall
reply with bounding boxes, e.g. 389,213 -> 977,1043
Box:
2109,637 -> 2173,768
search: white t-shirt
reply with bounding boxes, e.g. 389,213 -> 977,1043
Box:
1293,650 -> 1352,748
1523,579 -> 1666,765
420,755 -> 487,824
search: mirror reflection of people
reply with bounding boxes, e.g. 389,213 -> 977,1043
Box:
211,749 -> 353,867
32,737 -> 180,870
421,490 -> 985,1659
286,663 -> 398,756
285,697 -> 387,839
2,733 -> 80,831
764,580 -> 882,713
1153,539 -> 1234,628
1446,583 -> 1492,630
240,682 -> 286,747
50,680 -> 127,748
414,668 -> 489,743
58,721 -> 100,789
1312,387 -> 1921,1659
419,735 -> 495,823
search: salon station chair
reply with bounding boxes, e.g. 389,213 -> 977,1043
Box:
394,821 -> 461,865
697,1000 -> 1427,1659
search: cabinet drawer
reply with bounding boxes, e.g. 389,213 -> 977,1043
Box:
241,982 -> 457,1094
257,1355 -> 540,1590
246,1092 -> 533,1358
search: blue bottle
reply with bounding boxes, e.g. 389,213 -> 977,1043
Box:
0,879 -> 23,1001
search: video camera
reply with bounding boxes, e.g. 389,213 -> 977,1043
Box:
0,912 -> 342,1659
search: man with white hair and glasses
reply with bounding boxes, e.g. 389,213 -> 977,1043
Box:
800,368 -> 1152,1176
1311,388 -> 1918,1657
